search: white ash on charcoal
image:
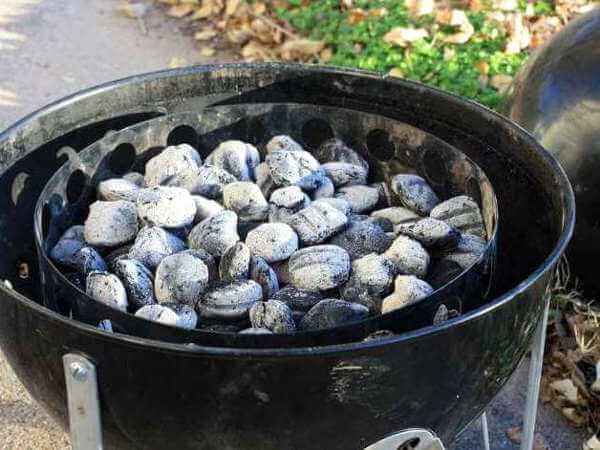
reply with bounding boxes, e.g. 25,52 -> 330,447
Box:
310,175 -> 335,199
371,206 -> 420,226
430,195 -> 486,238
155,252 -> 209,307
384,235 -> 430,278
106,245 -> 132,271
255,162 -> 276,198
268,186 -> 310,223
314,138 -> 369,170
98,319 -> 113,333
181,248 -> 217,282
188,210 -> 239,257
144,143 -> 201,187
86,271 -> 128,312
249,300 -> 296,334
222,181 -> 269,222
161,303 -> 198,330
205,140 -> 260,182
84,200 -> 138,247
321,162 -> 368,187
312,197 -> 351,215
335,185 -> 380,214
135,303 -> 197,330
271,259 -> 291,285
266,135 -> 304,153
188,165 -> 237,199
123,172 -> 145,187
329,217 -> 392,260
128,225 -> 185,270
114,259 -> 155,309
239,327 -> 273,335
192,195 -> 223,223
395,217 -> 460,250
97,178 -> 141,202
288,245 -> 351,291
341,253 -> 396,311
298,299 -> 369,331
288,202 -> 348,245
266,148 -> 322,188
381,275 -> 434,314
136,186 -> 196,229
249,256 -> 279,300
218,242 -> 251,282
391,174 -> 440,215
196,279 -> 263,321
74,247 -> 108,278
245,223 -> 298,263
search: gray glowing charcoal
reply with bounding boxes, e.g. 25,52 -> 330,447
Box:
314,138 -> 369,170
114,258 -> 155,309
265,135 -> 304,153
97,178 -> 140,202
249,300 -> 296,334
50,234 -> 85,268
123,172 -> 145,187
381,275 -> 434,314
370,182 -> 393,209
321,162 -> 368,187
136,186 -> 196,228
454,233 -> 487,255
246,223 -> 299,263
239,327 -> 273,335
219,242 -> 251,281
98,319 -> 113,333
288,245 -> 350,291
312,197 -> 351,215
196,279 -> 262,320
311,176 -> 335,199
205,140 -> 260,181
162,303 -> 198,330
155,252 -> 209,306
255,162 -> 276,198
84,200 -> 138,247
328,219 -> 392,260
190,165 -> 237,199
266,149 -> 321,187
181,248 -> 217,282
384,235 -> 430,278
430,195 -> 486,238
298,299 -> 369,331
270,286 -> 323,312
395,217 -> 460,249
391,174 -> 440,215
135,304 -> 179,327
335,185 -> 380,214
106,245 -> 132,271
188,210 -> 239,257
341,254 -> 396,306
288,202 -> 348,245
271,259 -> 291,285
74,247 -> 108,278
144,143 -> 201,187
192,195 -> 223,223
128,225 -> 186,270
371,206 -> 420,226
222,182 -> 269,222
86,271 -> 128,312
268,186 -> 310,223
250,256 -> 279,300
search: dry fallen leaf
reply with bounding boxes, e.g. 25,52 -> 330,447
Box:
167,4 -> 194,18
406,0 -> 434,17
494,0 -> 519,11
241,40 -> 274,61
562,407 -> 588,426
474,61 -> 490,75
550,378 -> 579,404
388,68 -> 404,78
319,47 -> 333,63
506,427 -> 549,449
436,9 -> 468,26
490,74 -> 513,93
225,0 -> 241,16
118,2 -> 148,19
444,21 -> 474,44
168,56 -> 187,69
194,29 -> 217,41
280,38 -> 325,59
585,435 -> 600,450
383,27 -> 429,47
199,46 -> 216,57
505,12 -> 531,54
348,8 -> 368,24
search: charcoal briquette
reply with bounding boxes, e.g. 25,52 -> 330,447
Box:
321,162 -> 368,187
128,225 -> 186,270
270,286 -> 323,312
74,246 -> 108,278
86,271 -> 128,312
266,149 -> 321,187
430,195 -> 486,238
391,174 -> 440,215
341,254 -> 395,306
249,300 -> 296,334
219,242 -> 251,281
188,210 -> 240,257
395,217 -> 460,249
144,143 -> 202,187
298,299 -> 369,331
192,195 -> 223,223
205,140 -> 260,182
196,279 -> 263,321
136,186 -> 196,228
335,185 -> 379,214
384,235 -> 430,278
161,302 -> 198,330
155,252 -> 209,307
97,178 -> 140,202
189,165 -> 237,199
255,162 -> 276,198
245,223 -> 299,263
371,206 -> 420,226
135,303 -> 196,329
265,135 -> 304,153
222,181 -> 269,222
314,138 -> 368,170
114,258 -> 155,309
84,200 -> 138,247
311,197 -> 351,215
288,245 -> 350,291
328,218 -> 392,260
381,275 -> 434,313
288,202 -> 348,245
249,256 -> 279,300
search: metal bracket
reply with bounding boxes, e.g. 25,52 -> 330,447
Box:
364,428 -> 445,450
63,353 -> 103,450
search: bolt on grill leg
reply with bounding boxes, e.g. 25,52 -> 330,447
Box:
63,354 -> 103,450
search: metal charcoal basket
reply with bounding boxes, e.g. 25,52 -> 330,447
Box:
34,105 -> 498,348
0,64 -> 574,449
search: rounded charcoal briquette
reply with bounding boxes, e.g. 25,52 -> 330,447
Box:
128,225 -> 186,270
205,140 -> 260,182
395,217 -> 460,249
311,176 -> 335,199
144,143 -> 201,187
181,248 -> 217,282
50,227 -> 86,268
219,242 -> 251,281
270,286 -> 322,313
86,271 -> 128,312
384,235 -> 430,278
428,233 -> 487,288
370,182 -> 394,209
271,259 -> 291,285
123,172 -> 145,187
335,185 -> 380,214
136,186 -> 196,228
341,254 -> 396,306
266,135 -> 304,153
239,327 -> 273,335
161,303 -> 198,330
155,252 -> 209,307
97,178 -> 140,202
298,299 -> 369,331
371,206 -> 420,226
288,202 -> 348,245
314,138 -> 368,170
328,218 -> 392,260
114,258 -> 155,309
74,247 -> 108,278
250,256 -> 279,300
381,275 -> 434,314
391,174 -> 440,215
192,195 -> 223,223
266,149 -> 321,187
189,165 -> 237,199
288,245 -> 350,291
106,245 -> 132,271
321,162 -> 368,187
269,187 -> 310,223
135,304 -> 196,329
196,279 -> 263,321
249,300 -> 296,334
222,182 -> 269,222
84,200 -> 138,247
188,210 -> 239,257
255,162 -> 276,198
312,197 -> 351,215
246,223 -> 299,263
430,195 -> 486,238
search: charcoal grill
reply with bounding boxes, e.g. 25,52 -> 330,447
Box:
33,105 -> 498,348
0,64 -> 574,449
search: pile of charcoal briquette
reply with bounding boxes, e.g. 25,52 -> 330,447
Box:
50,135 -> 487,335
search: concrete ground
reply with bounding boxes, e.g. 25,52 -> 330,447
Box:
0,1 -> 585,449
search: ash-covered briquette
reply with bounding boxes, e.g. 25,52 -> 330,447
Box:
84,200 -> 138,247
135,303 -> 197,330
155,252 -> 209,306
245,223 -> 298,263
205,140 -> 260,182
391,174 -> 440,215
321,162 -> 368,187
192,195 -> 223,223
197,279 -> 263,321
268,186 -> 310,223
86,271 -> 128,312
341,253 -> 396,309
50,226 -> 86,268
335,185 -> 380,214
188,210 -> 239,257
189,165 -> 237,199
266,148 -> 322,188
314,138 -> 369,170
114,258 -> 155,309
249,300 -> 296,334
97,178 -> 141,202
328,218 -> 392,260
310,175 -> 335,199
219,242 -> 251,282
265,135 -> 304,153
384,234 -> 430,278
381,275 -> 434,314
144,143 -> 201,187
288,245 -> 351,291
123,172 -> 145,187
222,182 -> 269,222
249,256 -> 279,300
298,299 -> 369,331
430,195 -> 486,238
428,233 -> 487,288
161,302 -> 198,330
74,247 -> 108,278
270,286 -> 323,313
136,186 -> 196,229
395,217 -> 460,249
128,225 -> 186,270
312,197 -> 351,215
371,206 -> 420,226
255,162 -> 276,198
288,202 -> 348,245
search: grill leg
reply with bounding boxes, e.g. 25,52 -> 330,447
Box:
480,412 -> 490,450
520,296 -> 550,450
63,353 -> 103,450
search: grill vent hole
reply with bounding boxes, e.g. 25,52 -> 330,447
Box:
422,149 -> 447,185
41,202 -> 51,238
66,170 -> 87,204
167,125 -> 199,148
397,437 -> 420,450
366,129 -> 395,161
301,118 -> 334,149
109,143 -> 136,175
